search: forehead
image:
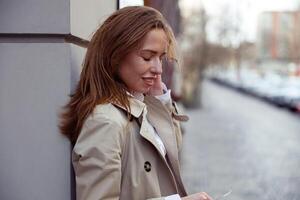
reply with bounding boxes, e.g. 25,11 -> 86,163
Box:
140,29 -> 168,52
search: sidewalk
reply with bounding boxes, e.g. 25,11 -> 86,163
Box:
180,80 -> 300,200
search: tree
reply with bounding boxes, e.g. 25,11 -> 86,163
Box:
179,7 -> 209,107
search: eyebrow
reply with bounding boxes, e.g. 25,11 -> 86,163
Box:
140,49 -> 166,55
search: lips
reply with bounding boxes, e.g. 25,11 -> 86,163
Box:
142,77 -> 155,86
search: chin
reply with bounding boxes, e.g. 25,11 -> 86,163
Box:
129,88 -> 144,94
137,87 -> 150,94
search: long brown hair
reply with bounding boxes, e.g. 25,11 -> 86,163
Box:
59,6 -> 177,144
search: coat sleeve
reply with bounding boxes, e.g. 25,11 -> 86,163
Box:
72,114 -> 124,200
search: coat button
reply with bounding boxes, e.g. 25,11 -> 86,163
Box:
144,161 -> 151,172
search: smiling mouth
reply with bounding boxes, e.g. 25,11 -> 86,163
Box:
142,77 -> 155,86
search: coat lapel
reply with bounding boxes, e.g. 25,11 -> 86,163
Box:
112,95 -> 187,195
111,97 -> 167,157
144,96 -> 187,195
139,107 -> 167,157
144,96 -> 179,164
112,96 -> 181,168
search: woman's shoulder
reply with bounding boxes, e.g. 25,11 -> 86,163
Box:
88,103 -> 127,125
84,103 -> 127,127
93,102 -> 121,115
74,103 -> 128,152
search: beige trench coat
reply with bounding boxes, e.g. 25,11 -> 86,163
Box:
72,95 -> 188,200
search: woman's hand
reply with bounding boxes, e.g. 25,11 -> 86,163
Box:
181,192 -> 213,200
146,75 -> 164,96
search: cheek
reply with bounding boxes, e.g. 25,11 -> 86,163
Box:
119,54 -> 150,82
119,64 -> 141,83
127,63 -> 147,78
130,59 -> 146,72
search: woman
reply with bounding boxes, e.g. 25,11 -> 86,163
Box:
60,6 -> 212,200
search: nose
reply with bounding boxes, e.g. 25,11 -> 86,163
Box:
150,57 -> 162,75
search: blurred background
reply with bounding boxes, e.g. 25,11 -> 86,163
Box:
1,0 -> 300,199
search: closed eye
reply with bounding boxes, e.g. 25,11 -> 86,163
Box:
139,50 -> 166,62
142,57 -> 151,61
139,51 -> 153,61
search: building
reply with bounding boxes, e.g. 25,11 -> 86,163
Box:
257,11 -> 300,62
0,1 -> 117,199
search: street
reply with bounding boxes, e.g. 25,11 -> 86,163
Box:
180,80 -> 300,200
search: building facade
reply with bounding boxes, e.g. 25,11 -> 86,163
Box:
257,11 -> 300,62
0,1 -> 116,199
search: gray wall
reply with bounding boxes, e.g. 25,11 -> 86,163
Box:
0,0 -> 70,34
0,43 -> 71,199
0,1 -> 117,199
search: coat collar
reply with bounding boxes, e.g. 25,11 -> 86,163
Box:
110,95 -> 146,119
111,95 -> 187,194
110,95 -> 168,157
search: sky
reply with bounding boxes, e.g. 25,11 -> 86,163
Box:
119,0 -> 144,8
179,0 -> 300,43
118,0 -> 300,43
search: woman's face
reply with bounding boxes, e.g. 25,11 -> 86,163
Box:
118,29 -> 168,94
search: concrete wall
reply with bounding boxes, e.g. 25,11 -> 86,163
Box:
0,0 -> 70,34
0,1 -> 117,199
0,43 -> 71,199
71,0 -> 117,40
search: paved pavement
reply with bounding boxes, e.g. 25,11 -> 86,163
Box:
180,80 -> 300,200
